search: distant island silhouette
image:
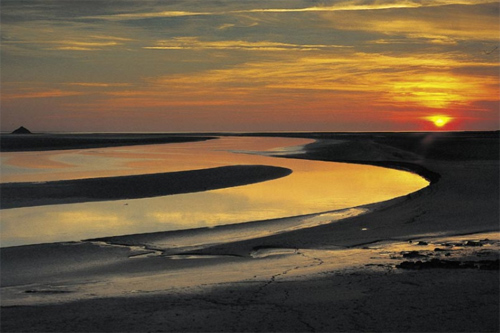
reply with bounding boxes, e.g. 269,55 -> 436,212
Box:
11,126 -> 32,134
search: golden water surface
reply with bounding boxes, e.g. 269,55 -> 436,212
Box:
0,137 -> 429,247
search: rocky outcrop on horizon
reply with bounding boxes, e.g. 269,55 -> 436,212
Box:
11,126 -> 32,134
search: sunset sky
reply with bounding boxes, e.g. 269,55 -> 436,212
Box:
1,0 -> 499,132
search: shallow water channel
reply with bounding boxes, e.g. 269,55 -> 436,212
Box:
0,136 -> 429,247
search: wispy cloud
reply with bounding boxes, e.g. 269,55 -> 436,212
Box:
49,41 -> 121,51
1,89 -> 85,100
65,82 -> 132,87
85,0 -> 496,21
88,35 -> 133,42
320,2 -> 500,42
370,36 -> 458,46
98,51 -> 498,111
2,33 -> 130,52
144,37 -> 348,51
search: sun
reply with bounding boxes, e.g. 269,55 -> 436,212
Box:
424,115 -> 452,128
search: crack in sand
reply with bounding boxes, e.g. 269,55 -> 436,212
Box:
182,249 -> 326,331
287,251 -> 325,332
249,249 -> 326,332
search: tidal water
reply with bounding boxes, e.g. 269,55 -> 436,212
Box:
0,137 -> 429,247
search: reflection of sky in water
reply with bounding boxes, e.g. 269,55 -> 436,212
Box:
50,153 -> 143,171
0,155 -> 62,176
0,137 -> 429,247
0,137 -> 312,183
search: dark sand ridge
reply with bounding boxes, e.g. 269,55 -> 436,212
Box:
1,131 -> 499,332
0,133 -> 214,152
0,165 -> 292,209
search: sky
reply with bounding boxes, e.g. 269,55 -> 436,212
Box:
1,0 -> 499,132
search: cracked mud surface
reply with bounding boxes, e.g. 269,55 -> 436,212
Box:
2,232 -> 499,332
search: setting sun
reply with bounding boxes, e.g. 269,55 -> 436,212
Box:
425,115 -> 453,128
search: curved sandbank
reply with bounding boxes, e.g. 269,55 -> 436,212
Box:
0,165 -> 292,209
0,133 -> 214,152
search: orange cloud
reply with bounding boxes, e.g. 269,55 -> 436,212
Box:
1,89 -> 85,100
140,51 -> 497,108
64,49 -> 493,122
65,82 -> 132,87
47,40 -> 121,51
319,2 -> 499,42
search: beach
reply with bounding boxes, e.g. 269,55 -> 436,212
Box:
1,131 -> 499,332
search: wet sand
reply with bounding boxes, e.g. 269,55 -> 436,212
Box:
1,131 -> 499,332
1,165 -> 292,209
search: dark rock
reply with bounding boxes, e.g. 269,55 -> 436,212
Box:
11,126 -> 32,134
417,241 -> 428,246
402,250 -> 426,258
396,261 -> 419,269
428,259 -> 444,268
396,259 -> 499,270
464,241 -> 483,247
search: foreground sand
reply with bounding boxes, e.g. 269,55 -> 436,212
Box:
1,131 -> 499,332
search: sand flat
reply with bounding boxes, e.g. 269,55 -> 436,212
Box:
1,131 -> 499,332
